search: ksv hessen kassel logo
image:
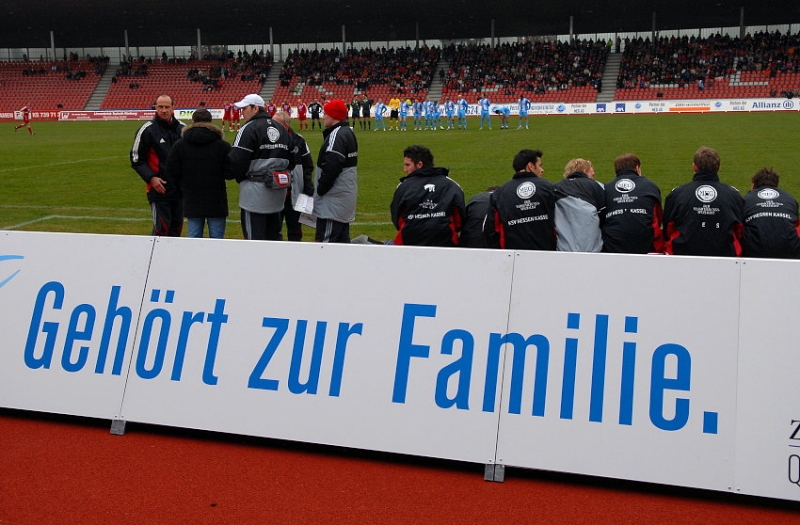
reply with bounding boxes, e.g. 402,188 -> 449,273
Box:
695,185 -> 718,203
267,127 -> 281,142
758,188 -> 780,200
517,181 -> 536,199
614,178 -> 636,193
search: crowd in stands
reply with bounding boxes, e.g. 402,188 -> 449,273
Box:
280,46 -> 441,95
444,40 -> 608,95
617,30 -> 800,90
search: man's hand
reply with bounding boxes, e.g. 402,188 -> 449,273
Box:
150,176 -> 167,194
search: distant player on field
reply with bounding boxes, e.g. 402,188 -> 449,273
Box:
14,104 -> 34,135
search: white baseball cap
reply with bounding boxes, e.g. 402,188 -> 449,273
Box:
234,94 -> 265,108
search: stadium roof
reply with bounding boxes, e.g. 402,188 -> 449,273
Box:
2,0 -> 797,49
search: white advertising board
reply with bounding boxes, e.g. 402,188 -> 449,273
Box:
495,252 -> 740,491
0,231 -> 153,418
736,259 -> 800,500
4,231 -> 800,501
118,238 -> 513,463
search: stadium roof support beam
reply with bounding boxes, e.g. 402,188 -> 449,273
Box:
652,11 -> 656,42
196,29 -> 201,60
740,7 -> 746,38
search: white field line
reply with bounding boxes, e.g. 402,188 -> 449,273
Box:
0,156 -> 126,173
3,211 -> 392,230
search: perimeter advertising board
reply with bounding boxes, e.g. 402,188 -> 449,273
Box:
0,232 -> 154,419
2,230 -> 800,501
495,252 -> 739,491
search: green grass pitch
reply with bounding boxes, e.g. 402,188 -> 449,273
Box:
1,112 -> 796,242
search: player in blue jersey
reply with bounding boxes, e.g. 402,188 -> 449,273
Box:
457,96 -> 468,130
518,95 -> 531,129
432,102 -> 443,130
444,97 -> 456,129
478,96 -> 491,129
412,99 -> 423,130
493,106 -> 511,128
399,98 -> 411,131
373,99 -> 387,131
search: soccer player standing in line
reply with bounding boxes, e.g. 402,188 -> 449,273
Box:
518,95 -> 531,129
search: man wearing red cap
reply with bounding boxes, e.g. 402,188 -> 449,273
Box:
314,99 -> 358,243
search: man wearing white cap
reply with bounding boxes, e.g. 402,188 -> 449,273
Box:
228,93 -> 294,240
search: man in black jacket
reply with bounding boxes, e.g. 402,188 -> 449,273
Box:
663,146 -> 744,256
166,108 -> 231,238
742,167 -> 800,258
273,111 -> 314,242
602,153 -> 664,254
484,149 -> 558,251
391,145 -> 465,246
130,94 -> 185,236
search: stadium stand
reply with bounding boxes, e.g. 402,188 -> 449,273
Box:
99,58 -> 271,110
271,46 -> 440,104
0,58 -> 104,111
2,30 -> 799,111
443,41 -> 608,104
616,31 -> 800,100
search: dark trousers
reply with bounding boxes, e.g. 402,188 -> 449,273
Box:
150,200 -> 183,237
315,218 -> 350,243
282,193 -> 303,242
241,209 -> 282,241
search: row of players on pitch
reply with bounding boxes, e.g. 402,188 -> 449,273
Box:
218,95 -> 531,133
391,145 -> 800,259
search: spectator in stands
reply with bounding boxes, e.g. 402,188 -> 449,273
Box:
391,145 -> 465,246
554,158 -> 606,252
166,108 -> 231,239
314,100 -> 358,243
272,111 -> 315,242
484,149 -> 558,250
741,167 -> 800,258
663,146 -> 744,256
228,94 -> 294,241
130,94 -> 185,236
602,153 -> 665,253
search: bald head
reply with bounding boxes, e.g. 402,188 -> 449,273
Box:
272,110 -> 290,128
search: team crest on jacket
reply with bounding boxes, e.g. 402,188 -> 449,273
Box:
615,178 -> 636,193
424,183 -> 436,192
516,181 -> 536,199
757,188 -> 779,200
695,185 -> 717,203
267,127 -> 281,142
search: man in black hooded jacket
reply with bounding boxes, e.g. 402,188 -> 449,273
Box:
167,108 -> 231,238
391,145 -> 465,246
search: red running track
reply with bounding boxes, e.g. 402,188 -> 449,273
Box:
1,408 -> 799,525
